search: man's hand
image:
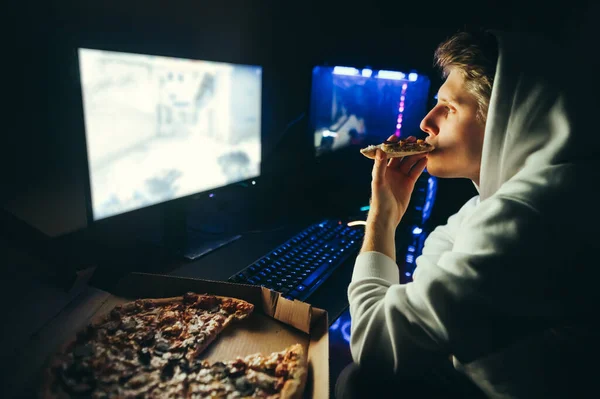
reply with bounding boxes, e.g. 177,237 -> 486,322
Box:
370,135 -> 428,227
361,135 -> 428,259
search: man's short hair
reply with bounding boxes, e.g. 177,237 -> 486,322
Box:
434,30 -> 499,124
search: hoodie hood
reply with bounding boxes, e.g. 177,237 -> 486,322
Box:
478,30 -> 599,201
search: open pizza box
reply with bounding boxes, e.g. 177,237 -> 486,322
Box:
97,272 -> 330,398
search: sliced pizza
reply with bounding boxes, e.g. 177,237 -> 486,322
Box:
42,293 -> 254,398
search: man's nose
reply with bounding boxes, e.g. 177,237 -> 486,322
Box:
420,113 -> 436,136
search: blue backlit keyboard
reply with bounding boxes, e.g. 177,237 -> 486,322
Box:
228,219 -> 364,301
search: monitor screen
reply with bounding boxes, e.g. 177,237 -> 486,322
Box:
78,48 -> 262,221
310,66 -> 430,156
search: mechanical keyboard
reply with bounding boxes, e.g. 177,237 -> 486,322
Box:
228,219 -> 364,301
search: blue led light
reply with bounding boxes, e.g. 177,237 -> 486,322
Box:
360,205 -> 370,212
422,176 -> 438,223
330,318 -> 341,331
333,66 -> 359,76
412,227 -> 423,235
406,254 -> 414,263
341,321 -> 352,344
377,70 -> 406,80
408,72 -> 418,81
407,245 -> 415,252
405,272 -> 412,277
361,69 -> 373,77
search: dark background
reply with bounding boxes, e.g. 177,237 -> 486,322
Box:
2,0 -> 597,279
1,2 -> 598,396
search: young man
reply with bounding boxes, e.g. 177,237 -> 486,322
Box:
337,29 -> 599,398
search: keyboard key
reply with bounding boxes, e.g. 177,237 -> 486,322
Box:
300,263 -> 331,288
288,290 -> 301,298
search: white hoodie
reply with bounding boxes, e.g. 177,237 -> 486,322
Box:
348,30 -> 600,398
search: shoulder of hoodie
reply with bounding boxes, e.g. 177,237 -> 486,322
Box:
471,162 -> 599,227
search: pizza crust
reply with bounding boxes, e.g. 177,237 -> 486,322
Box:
279,344 -> 308,399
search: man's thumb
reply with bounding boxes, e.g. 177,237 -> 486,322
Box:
372,149 -> 387,184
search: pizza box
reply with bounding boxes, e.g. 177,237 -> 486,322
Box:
17,272 -> 330,399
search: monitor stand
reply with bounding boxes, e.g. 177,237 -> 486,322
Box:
162,202 -> 241,261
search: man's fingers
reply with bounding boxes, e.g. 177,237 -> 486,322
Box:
385,134 -> 399,142
388,156 -> 403,169
391,154 -> 426,174
372,149 -> 387,184
409,157 -> 428,178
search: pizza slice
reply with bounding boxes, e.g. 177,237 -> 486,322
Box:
360,138 -> 434,159
187,344 -> 308,399
180,292 -> 255,360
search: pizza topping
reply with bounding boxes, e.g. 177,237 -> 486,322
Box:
163,321 -> 184,337
118,369 -> 135,384
183,292 -> 199,304
161,361 -> 176,380
159,310 -> 179,325
109,307 -> 122,320
275,361 -> 289,378
120,318 -> 137,332
234,376 -> 255,396
196,295 -> 219,310
227,358 -> 247,378
247,368 -> 279,391
154,340 -> 171,354
137,330 -> 155,346
126,373 -> 150,389
220,298 -> 239,314
211,361 -> 227,379
138,348 -> 151,364
123,348 -> 135,361
103,320 -> 120,333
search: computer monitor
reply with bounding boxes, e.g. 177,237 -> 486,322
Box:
77,48 -> 262,259
78,48 -> 262,222
309,66 -> 431,157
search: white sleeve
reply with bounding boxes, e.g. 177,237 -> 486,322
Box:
413,196 -> 479,280
348,196 -> 562,375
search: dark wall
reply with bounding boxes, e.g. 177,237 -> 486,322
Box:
3,0 -> 594,238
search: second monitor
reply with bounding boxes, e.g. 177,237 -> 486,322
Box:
310,66 -> 431,157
